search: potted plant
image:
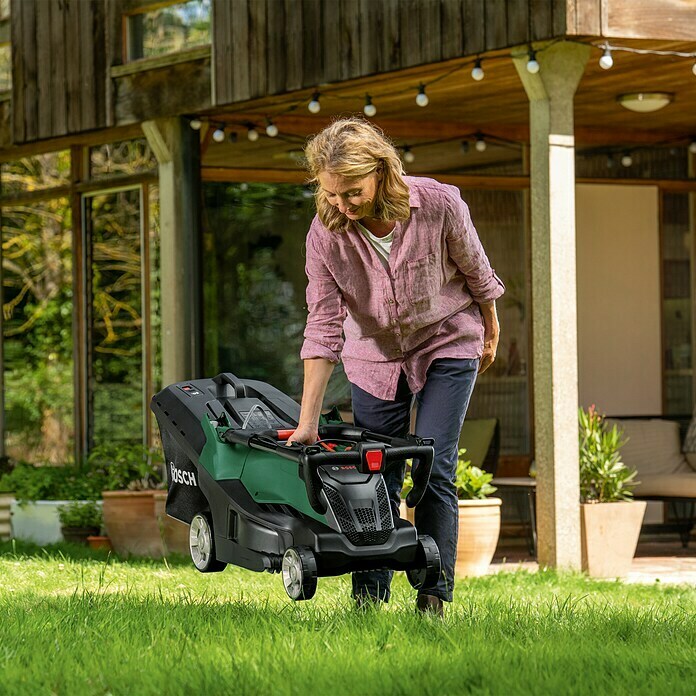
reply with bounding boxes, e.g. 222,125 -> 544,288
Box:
95,443 -> 187,557
579,406 -> 646,578
0,461 -> 107,544
454,449 -> 502,577
57,500 -> 102,545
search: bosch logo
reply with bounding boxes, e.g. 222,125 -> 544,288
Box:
170,462 -> 197,487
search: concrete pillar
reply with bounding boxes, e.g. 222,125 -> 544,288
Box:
513,41 -> 590,569
142,117 -> 201,385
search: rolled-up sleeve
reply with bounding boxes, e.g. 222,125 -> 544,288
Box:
443,186 -> 505,304
300,225 -> 346,363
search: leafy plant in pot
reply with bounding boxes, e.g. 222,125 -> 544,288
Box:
454,449 -> 501,577
93,443 -> 187,557
57,500 -> 102,545
578,405 -> 646,578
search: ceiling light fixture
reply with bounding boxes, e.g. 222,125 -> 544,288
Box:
617,92 -> 673,113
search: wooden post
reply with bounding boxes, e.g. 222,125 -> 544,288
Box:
513,41 -> 590,570
142,117 -> 201,386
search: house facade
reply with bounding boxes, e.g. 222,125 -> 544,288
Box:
1,0 -> 695,566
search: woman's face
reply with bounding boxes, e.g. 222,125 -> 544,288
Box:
317,171 -> 380,220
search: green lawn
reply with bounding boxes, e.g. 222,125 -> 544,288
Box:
1,541 -> 695,696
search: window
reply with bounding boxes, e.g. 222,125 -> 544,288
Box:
126,0 -> 211,61
1,151 -> 70,195
90,139 -> 157,179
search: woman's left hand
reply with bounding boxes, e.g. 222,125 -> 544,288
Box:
478,301 -> 500,374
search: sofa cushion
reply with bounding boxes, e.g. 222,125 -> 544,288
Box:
634,473 -> 696,499
605,418 -> 690,477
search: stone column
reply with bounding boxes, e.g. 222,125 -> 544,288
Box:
142,117 -> 201,386
513,41 -> 590,569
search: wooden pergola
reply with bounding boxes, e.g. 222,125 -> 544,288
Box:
1,0 -> 695,569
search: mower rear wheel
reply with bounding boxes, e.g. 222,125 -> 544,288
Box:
189,513 -> 227,573
406,535 -> 441,590
281,546 -> 318,601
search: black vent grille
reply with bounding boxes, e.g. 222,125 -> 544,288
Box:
375,478 -> 393,529
354,506 -> 376,529
324,485 -> 356,532
347,529 -> 392,546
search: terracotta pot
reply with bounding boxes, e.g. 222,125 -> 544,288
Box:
0,492 -> 13,541
153,490 -> 190,555
455,498 -> 502,577
86,535 -> 113,551
61,525 -> 100,545
581,501 -> 647,578
102,491 -> 166,557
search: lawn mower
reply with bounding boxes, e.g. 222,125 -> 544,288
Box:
151,373 -> 441,601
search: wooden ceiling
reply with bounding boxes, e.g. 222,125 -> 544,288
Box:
201,39 -> 696,176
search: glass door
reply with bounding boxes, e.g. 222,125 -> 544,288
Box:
83,187 -> 148,449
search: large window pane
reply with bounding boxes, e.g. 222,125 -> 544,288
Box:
458,189 -> 530,455
202,182 -> 351,409
90,139 -> 157,180
2,199 -> 74,463
86,189 -> 144,447
1,151 -> 70,195
662,192 -> 692,414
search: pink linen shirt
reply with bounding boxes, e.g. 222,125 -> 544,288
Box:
300,175 -> 505,400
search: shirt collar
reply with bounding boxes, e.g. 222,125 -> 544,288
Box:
407,181 -> 421,208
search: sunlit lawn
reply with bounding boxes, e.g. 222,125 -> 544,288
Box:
1,541 -> 695,695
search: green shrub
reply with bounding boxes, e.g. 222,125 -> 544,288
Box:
87,443 -> 164,491
455,448 -> 497,500
0,462 -> 108,502
57,500 -> 102,528
579,405 -> 637,503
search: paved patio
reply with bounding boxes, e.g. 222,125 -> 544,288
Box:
491,538 -> 696,585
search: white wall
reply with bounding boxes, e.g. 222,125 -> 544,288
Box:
576,184 -> 662,415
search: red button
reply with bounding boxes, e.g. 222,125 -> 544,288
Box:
365,450 -> 383,472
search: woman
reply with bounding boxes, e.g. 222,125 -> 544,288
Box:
288,118 -> 504,615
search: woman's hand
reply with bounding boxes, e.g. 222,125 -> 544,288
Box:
478,301 -> 500,374
287,423 -> 319,446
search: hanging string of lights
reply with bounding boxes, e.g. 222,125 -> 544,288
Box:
190,40 -> 696,147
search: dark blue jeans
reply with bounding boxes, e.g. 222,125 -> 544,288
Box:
350,357 -> 479,603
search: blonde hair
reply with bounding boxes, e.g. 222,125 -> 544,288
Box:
304,117 -> 411,231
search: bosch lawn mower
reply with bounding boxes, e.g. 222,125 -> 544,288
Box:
151,373 -> 441,601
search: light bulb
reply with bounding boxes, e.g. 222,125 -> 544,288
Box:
621,152 -> 633,167
190,118 -> 202,130
363,95 -> 377,117
212,128 -> 225,143
692,62 -> 696,76
403,147 -> 415,163
475,136 -> 487,152
308,92 -> 321,113
460,141 -> 470,154
599,47 -> 613,70
689,140 -> 696,154
471,58 -> 484,81
247,127 -> 259,142
266,120 -> 279,137
526,51 -> 540,74
416,84 -> 429,107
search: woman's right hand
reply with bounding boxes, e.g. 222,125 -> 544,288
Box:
287,423 -> 319,446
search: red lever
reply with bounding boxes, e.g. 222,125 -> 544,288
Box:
276,430 -> 295,440
365,449 -> 383,472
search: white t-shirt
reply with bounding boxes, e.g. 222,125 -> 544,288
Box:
356,221 -> 393,269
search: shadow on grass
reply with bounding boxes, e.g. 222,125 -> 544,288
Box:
0,538 -> 192,566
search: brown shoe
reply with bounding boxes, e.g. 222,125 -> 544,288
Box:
416,594 -> 444,617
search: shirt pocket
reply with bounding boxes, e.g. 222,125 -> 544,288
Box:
406,252 -> 440,305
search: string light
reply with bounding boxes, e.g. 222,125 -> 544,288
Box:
403,146 -> 415,163
599,46 -> 613,70
190,118 -> 202,130
526,49 -> 540,74
689,140 -> 696,154
475,134 -> 487,152
212,126 -> 226,143
247,125 -> 259,142
363,94 -> 377,117
621,152 -> 633,167
266,119 -> 279,137
471,58 -> 484,81
693,62 -> 696,76
415,84 -> 429,107
308,91 -> 321,114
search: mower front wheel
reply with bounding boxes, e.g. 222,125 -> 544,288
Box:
406,535 -> 441,590
189,513 -> 227,573
281,546 -> 318,601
